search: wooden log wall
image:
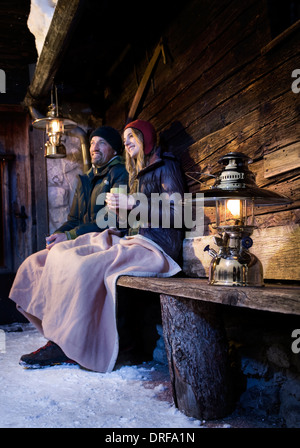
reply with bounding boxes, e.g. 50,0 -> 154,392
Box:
104,0 -> 300,281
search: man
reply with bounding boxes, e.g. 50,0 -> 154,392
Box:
46,125 -> 128,249
10,125 -> 129,368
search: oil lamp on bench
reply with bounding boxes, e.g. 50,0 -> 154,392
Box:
201,152 -> 291,287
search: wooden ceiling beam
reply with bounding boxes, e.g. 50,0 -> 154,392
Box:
23,0 -> 84,107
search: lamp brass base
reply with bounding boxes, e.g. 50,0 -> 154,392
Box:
207,253 -> 264,287
45,143 -> 66,158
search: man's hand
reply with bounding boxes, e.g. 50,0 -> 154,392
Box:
46,233 -> 67,250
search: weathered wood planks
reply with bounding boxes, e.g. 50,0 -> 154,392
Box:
24,0 -> 83,105
264,144 -> 300,178
117,275 -> 300,315
105,3 -> 299,274
0,108 -> 33,271
182,224 -> 300,281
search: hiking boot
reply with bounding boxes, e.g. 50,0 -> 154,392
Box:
19,341 -> 77,369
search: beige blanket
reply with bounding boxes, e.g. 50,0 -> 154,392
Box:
9,229 -> 181,372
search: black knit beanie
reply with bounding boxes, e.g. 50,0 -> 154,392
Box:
89,126 -> 123,154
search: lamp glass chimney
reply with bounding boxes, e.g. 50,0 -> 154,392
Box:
216,198 -> 254,229
46,119 -> 64,135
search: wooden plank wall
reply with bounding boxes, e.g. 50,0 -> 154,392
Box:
104,0 -> 300,281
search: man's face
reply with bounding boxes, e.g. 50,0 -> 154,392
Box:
90,136 -> 116,166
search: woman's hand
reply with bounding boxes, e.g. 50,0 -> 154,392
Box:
106,193 -> 135,211
46,233 -> 67,250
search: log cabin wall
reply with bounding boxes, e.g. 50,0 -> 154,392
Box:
102,0 -> 300,423
0,0 -> 298,422
103,0 -> 300,282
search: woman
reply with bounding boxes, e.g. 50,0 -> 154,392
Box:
10,120 -> 185,372
106,119 -> 185,261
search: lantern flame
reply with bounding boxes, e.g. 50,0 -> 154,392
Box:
226,199 -> 241,218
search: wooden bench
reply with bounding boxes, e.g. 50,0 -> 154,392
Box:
117,275 -> 300,420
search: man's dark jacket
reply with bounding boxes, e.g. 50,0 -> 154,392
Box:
55,156 -> 128,239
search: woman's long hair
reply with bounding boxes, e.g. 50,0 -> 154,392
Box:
125,128 -> 146,194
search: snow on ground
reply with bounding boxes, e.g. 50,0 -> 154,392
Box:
0,323 -> 204,429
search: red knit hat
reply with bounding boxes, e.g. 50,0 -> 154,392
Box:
124,119 -> 157,155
